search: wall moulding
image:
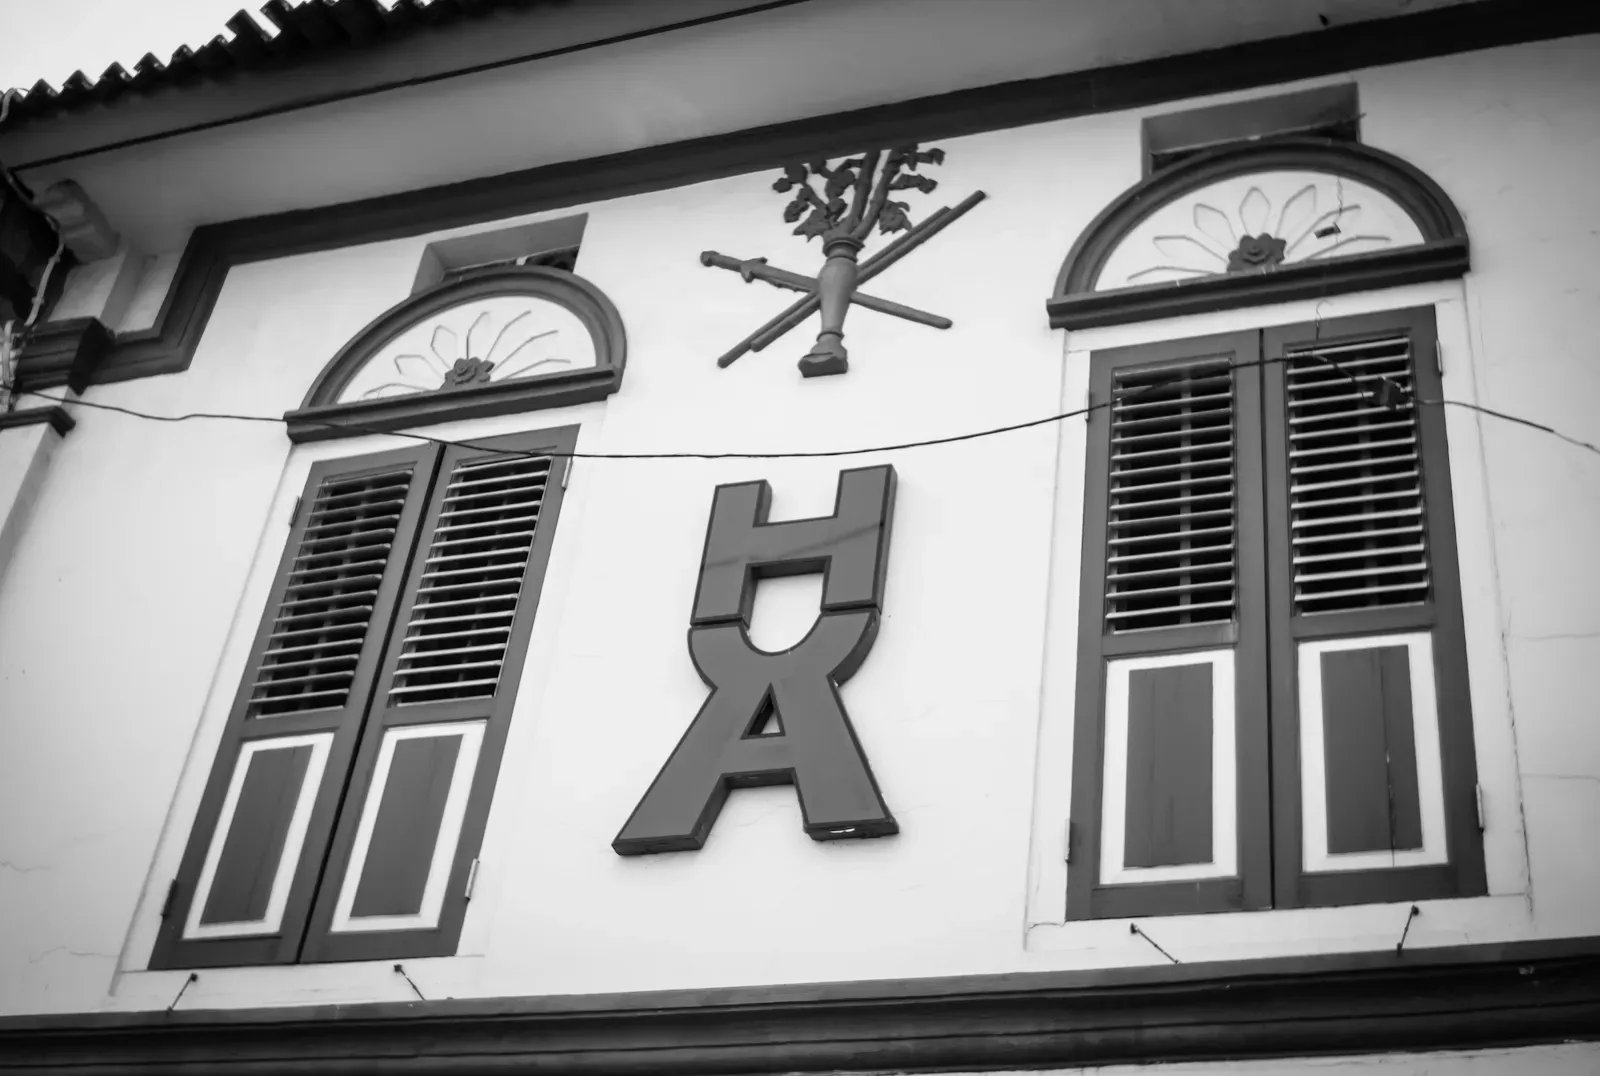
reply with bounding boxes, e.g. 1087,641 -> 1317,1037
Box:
285,266 -> 625,442
0,406 -> 74,436
1047,138 -> 1471,331
3,938 -> 1600,1072
11,316 -> 112,394
11,2 -> 1590,392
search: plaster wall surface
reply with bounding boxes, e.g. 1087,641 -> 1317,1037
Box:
8,0 -> 1477,252
949,1044 -> 1600,1075
0,35 -> 1595,1017
0,423 -> 59,599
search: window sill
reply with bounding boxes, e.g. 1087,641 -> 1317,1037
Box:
106,953 -> 487,1012
1025,893 -> 1531,965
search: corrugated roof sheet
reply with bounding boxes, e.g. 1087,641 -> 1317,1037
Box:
4,0 -> 547,125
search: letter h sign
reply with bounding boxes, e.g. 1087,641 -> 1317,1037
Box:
613,466 -> 898,854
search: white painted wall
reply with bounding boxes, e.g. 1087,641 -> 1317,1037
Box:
0,34 -> 1596,1020
8,0 -> 1475,252
0,421 -> 61,597
950,1044 -> 1600,1075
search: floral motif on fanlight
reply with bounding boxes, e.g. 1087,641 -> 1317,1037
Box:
335,295 -> 596,405
1096,173 -> 1425,291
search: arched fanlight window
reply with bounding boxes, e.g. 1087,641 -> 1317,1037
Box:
286,265 -> 625,442
1047,138 -> 1469,330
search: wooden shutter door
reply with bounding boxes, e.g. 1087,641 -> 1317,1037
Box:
1261,307 -> 1486,908
151,445 -> 438,969
300,425 -> 578,962
1067,332 -> 1272,919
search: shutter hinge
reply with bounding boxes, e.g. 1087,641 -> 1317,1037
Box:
160,879 -> 180,919
1434,340 -> 1444,378
290,495 -> 302,527
1064,820 -> 1075,864
1476,784 -> 1486,830
561,458 -> 573,491
464,858 -> 480,901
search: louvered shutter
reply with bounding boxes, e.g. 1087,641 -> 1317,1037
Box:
1262,307 -> 1485,908
300,425 -> 578,962
151,446 -> 438,970
1067,331 -> 1272,920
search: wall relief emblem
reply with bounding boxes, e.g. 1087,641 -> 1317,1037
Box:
702,145 -> 985,377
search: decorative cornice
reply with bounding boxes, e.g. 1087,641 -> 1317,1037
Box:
2,937 -> 1599,1072
13,316 -> 113,394
1047,138 -> 1471,331
285,265 -> 626,443
29,2 -> 1598,392
0,405 -> 74,436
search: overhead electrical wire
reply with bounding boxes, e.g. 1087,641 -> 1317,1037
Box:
17,357 -> 1600,463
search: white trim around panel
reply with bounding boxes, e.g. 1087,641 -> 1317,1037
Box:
1100,649 -> 1237,886
183,732 -> 334,941
329,720 -> 485,935
1300,631 -> 1448,873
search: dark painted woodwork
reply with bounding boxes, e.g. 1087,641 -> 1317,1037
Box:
1048,139 -> 1470,331
1075,310 -> 1484,918
11,316 -> 111,393
0,405 -> 73,435
151,445 -> 437,971
300,425 -> 578,964
1068,331 -> 1272,920
616,466 -> 897,854
1321,646 -> 1423,856
348,733 -> 463,919
1124,663 -> 1214,869
1142,83 -> 1360,175
18,2 -> 1590,391
1261,307 -> 1485,909
8,939 -> 1600,1073
199,744 -> 312,926
286,267 -> 625,442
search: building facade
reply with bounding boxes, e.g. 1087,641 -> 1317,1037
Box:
0,1 -> 1597,1071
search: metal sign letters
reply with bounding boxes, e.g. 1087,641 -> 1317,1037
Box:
613,466 -> 899,855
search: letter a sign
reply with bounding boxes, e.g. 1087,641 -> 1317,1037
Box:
612,466 -> 898,854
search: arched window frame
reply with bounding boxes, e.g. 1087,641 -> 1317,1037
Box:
1029,138 -> 1513,942
285,264 -> 626,443
1045,137 -> 1470,331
